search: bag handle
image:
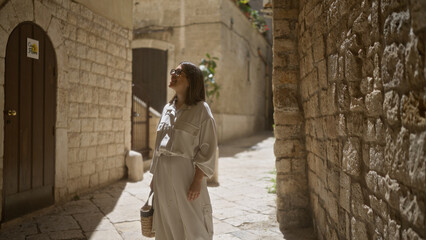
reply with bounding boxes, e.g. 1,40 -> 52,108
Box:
143,189 -> 154,209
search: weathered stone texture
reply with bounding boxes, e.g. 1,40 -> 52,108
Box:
0,0 -> 132,205
272,0 -> 310,232
272,0 -> 426,238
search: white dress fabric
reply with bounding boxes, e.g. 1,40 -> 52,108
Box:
150,100 -> 217,240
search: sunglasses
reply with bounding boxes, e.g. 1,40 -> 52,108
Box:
170,69 -> 184,76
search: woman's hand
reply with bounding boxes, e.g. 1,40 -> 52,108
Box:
187,166 -> 205,201
187,179 -> 202,201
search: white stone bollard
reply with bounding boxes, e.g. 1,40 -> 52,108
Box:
126,150 -> 144,182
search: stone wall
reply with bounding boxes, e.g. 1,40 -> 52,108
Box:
299,0 -> 425,239
271,0 -> 311,231
133,0 -> 272,143
273,0 -> 425,239
0,0 -> 132,214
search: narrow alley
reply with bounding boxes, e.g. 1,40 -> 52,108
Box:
0,132 -> 315,240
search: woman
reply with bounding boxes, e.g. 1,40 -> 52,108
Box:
149,61 -> 217,240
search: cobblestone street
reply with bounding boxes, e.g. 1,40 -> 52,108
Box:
0,132 -> 314,240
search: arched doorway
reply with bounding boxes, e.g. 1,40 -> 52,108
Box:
3,22 -> 57,221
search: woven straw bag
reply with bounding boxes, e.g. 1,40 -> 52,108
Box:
141,190 -> 155,238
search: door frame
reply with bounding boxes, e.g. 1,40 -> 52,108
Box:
131,39 -> 176,101
0,18 -> 68,223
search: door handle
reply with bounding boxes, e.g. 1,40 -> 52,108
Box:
7,110 -> 17,116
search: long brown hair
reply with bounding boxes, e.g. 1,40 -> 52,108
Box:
169,61 -> 206,105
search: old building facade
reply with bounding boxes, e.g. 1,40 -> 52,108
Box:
272,0 -> 425,239
133,0 -> 273,144
0,0 -> 133,221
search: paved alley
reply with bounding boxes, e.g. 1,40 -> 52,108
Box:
0,132 -> 315,240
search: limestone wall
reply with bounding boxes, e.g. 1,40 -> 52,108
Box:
271,0 -> 311,231
297,0 -> 425,239
0,0 -> 132,211
133,0 -> 272,143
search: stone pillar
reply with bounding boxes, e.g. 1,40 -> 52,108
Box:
272,0 -> 311,231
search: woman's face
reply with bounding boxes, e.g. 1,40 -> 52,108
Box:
169,65 -> 189,95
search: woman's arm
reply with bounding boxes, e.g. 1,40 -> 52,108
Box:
187,165 -> 205,201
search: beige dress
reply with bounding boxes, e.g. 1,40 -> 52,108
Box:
150,100 -> 217,240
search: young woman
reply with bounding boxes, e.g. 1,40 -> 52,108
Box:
149,62 -> 217,239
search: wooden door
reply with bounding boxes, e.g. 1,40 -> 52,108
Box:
3,22 -> 56,221
132,48 -> 167,113
132,48 -> 167,159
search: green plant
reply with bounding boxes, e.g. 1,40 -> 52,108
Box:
235,0 -> 269,34
199,54 -> 220,104
266,168 -> 276,194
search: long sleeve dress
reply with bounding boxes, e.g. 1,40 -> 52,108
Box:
150,100 -> 217,240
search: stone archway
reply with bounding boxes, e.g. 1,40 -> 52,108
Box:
0,0 -> 69,222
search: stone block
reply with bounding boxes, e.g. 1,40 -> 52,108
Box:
401,228 -> 421,240
375,118 -> 385,142
35,1 -> 52,31
273,69 -> 298,85
68,164 -> 82,179
384,10 -> 410,44
347,112 -> 364,137
350,217 -> 368,240
80,132 -> 97,147
81,119 -> 94,132
68,119 -> 80,132
325,116 -> 338,139
326,140 -> 341,167
274,124 -> 302,140
82,161 -> 95,176
273,85 -> 299,110
328,54 -> 338,82
365,118 -> 376,142
342,137 -> 361,176
97,145 -> 109,158
388,219 -> 401,240
337,82 -> 350,112
47,17 -> 64,48
366,90 -> 383,117
401,92 -> 426,130
405,32 -> 425,89
345,50 -> 361,83
350,97 -> 365,112
369,144 -> 385,174
0,1 -> 20,33
326,191 -> 338,224
99,170 -> 109,184
317,60 -> 327,89
326,168 -> 339,196
408,131 -> 426,190
399,191 -> 424,229
89,173 -> 99,187
313,38 -> 325,62
274,139 -> 305,158
338,114 -> 347,137
87,146 -> 96,161
277,208 -> 312,230
276,158 -> 291,174
381,43 -> 405,90
382,174 -> 401,210
369,194 -> 389,220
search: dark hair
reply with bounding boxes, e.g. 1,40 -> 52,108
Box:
169,61 -> 206,105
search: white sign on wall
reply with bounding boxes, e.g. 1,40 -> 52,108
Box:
27,38 -> 39,59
